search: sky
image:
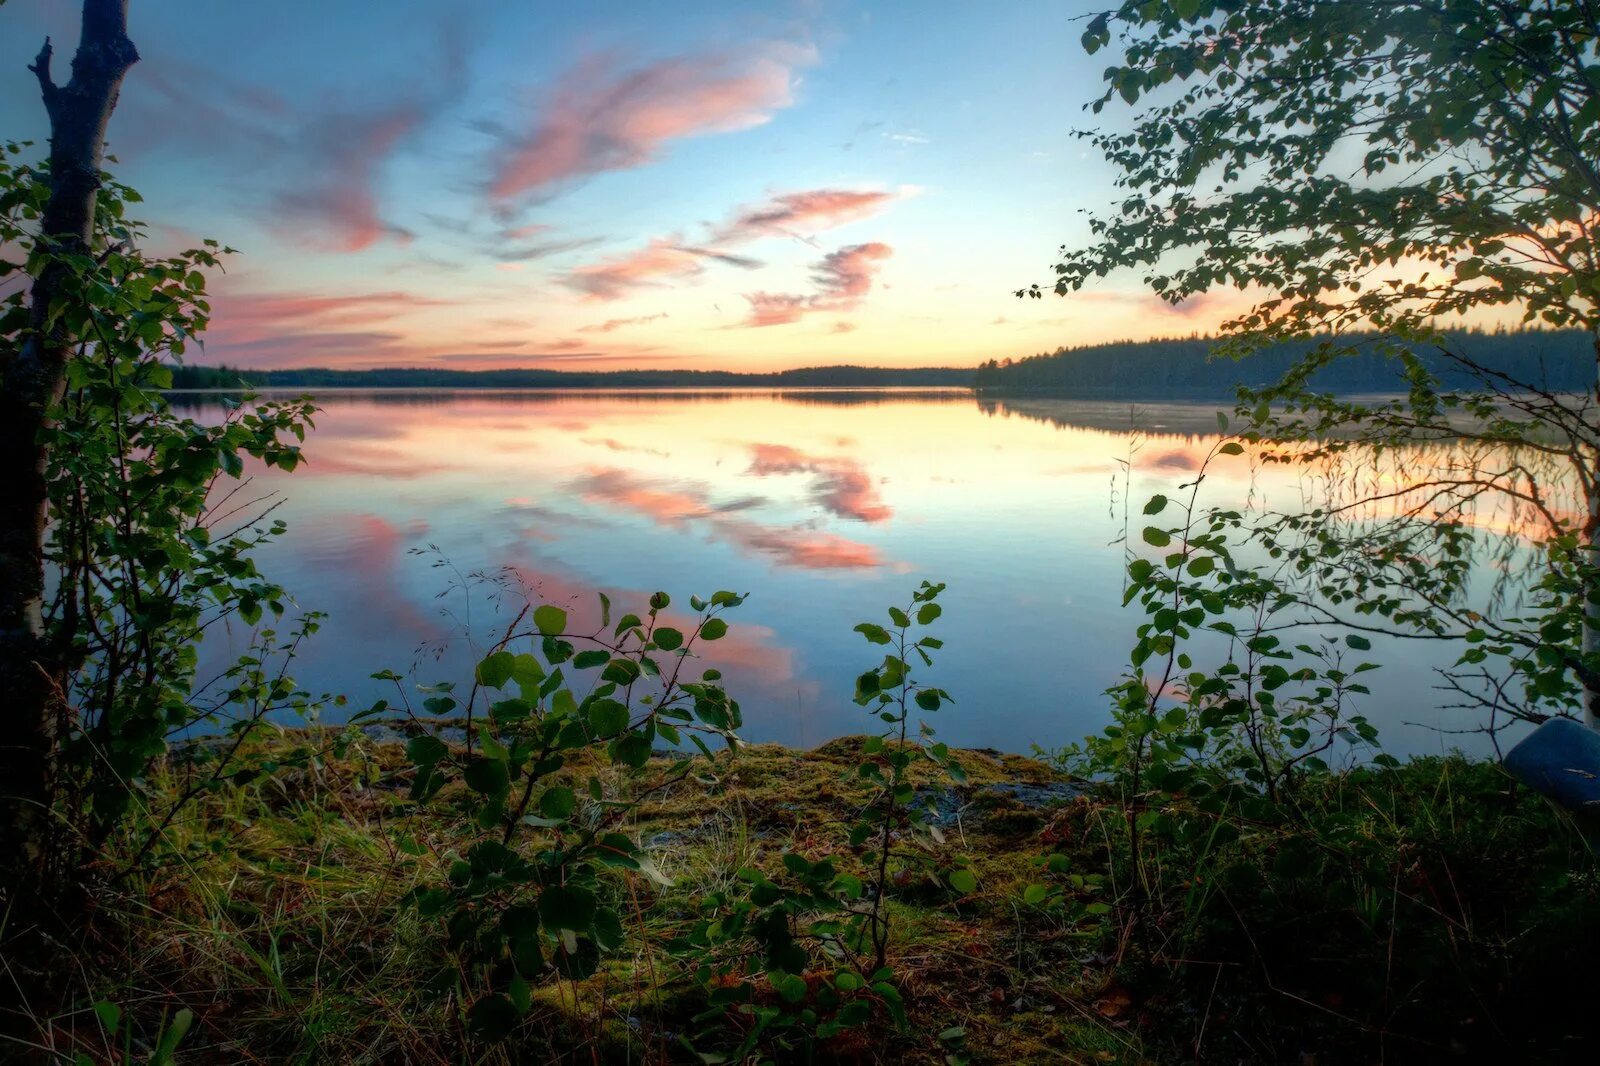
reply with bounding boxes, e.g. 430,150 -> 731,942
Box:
0,0 -> 1233,371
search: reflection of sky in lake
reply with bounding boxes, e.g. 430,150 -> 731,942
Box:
171,390 -> 1511,758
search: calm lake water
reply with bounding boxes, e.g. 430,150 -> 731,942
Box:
172,389 -> 1503,758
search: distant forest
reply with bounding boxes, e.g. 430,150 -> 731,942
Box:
972,328 -> 1595,396
166,329 -> 1594,397
165,364 -> 975,390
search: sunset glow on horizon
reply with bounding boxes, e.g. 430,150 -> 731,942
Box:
0,0 -> 1247,372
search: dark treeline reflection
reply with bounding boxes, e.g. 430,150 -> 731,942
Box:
977,397 -> 1228,437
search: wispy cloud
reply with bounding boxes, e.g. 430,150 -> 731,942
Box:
116,33 -> 468,254
493,235 -> 607,262
711,188 -> 898,244
202,288 -> 447,364
578,312 -> 670,334
562,239 -> 762,300
490,43 -> 816,201
738,242 -> 893,327
556,186 -> 899,303
273,105 -> 428,251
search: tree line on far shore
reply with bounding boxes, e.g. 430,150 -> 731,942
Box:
169,327 -> 1594,398
973,328 -> 1595,396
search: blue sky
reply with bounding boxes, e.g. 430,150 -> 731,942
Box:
1,0 -> 1215,369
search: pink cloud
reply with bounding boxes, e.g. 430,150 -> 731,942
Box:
713,188 -> 896,243
274,106 -> 425,251
491,45 -> 814,201
206,288 -> 441,343
562,240 -> 759,301
556,185 -> 894,303
200,288 -> 450,367
562,240 -> 709,300
746,443 -> 891,523
813,242 -> 893,300
738,242 -> 894,328
742,292 -> 811,327
213,290 -> 443,334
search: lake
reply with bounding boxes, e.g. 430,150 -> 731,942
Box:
170,388 -> 1504,758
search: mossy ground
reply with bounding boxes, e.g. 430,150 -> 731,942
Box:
14,734 -> 1596,1064
16,733 -> 1139,1064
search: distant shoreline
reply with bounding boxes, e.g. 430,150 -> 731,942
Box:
163,384 -> 975,394
163,364 -> 978,391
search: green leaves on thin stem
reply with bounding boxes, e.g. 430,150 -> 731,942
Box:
398,588 -> 747,1042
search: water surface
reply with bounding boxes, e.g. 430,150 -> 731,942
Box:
173,389 -> 1498,757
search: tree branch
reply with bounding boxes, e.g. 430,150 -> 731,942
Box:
28,37 -> 58,116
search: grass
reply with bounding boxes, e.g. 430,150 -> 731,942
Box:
5,732 -> 1597,1063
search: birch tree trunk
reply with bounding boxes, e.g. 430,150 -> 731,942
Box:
0,0 -> 138,900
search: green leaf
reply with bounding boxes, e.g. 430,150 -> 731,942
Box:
611,732 -> 652,768
467,994 -> 521,1042
406,735 -> 448,767
947,868 -> 978,894
151,1009 -> 193,1065
855,623 -> 892,645
1081,12 -> 1109,54
653,626 -> 684,651
1143,494 -> 1168,515
540,884 -> 597,931
772,972 -> 809,1003
1345,634 -> 1373,651
476,651 -> 515,688
534,604 -> 567,635
463,757 -> 509,797
601,657 -> 642,685
539,786 -> 577,820
698,617 -> 728,641
1142,526 -> 1172,548
93,1001 -> 121,1033
587,699 -> 630,735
